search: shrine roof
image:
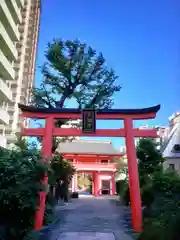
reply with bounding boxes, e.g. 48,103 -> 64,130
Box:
56,140 -> 121,156
18,104 -> 160,115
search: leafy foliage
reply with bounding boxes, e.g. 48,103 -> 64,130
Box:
49,154 -> 75,186
0,138 -> 49,240
78,173 -> 92,190
0,135 -> 75,239
31,39 -> 121,147
47,154 -> 75,204
31,39 -> 121,110
133,139 -> 180,239
139,176 -> 180,240
137,138 -> 164,185
31,39 -> 121,148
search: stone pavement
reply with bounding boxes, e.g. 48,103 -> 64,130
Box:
47,197 -> 134,240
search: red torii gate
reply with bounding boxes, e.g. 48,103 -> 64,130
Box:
18,103 -> 160,233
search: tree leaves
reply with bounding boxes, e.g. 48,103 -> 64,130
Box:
31,39 -> 121,110
136,138 -> 164,180
137,139 -> 180,240
49,154 -> 75,185
0,138 -> 49,239
0,135 -> 75,239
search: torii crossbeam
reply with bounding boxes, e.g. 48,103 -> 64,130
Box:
18,103 -> 160,233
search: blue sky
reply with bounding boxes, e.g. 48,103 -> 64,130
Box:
34,0 -> 180,149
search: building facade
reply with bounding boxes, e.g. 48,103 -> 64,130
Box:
56,140 -> 122,196
0,0 -> 41,148
160,112 -> 180,172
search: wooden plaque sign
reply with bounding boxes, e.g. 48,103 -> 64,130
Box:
82,109 -> 96,133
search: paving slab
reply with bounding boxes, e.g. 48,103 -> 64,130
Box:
57,232 -> 115,240
49,198 -> 134,240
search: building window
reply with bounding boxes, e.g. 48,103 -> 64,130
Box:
169,164 -> 175,171
173,144 -> 180,152
11,83 -> 17,89
5,130 -> 11,135
12,93 -> 16,100
0,129 -> 3,134
9,120 -> 13,125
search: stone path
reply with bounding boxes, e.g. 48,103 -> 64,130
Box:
48,197 -> 134,240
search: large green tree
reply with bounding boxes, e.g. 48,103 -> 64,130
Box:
136,138 -> 164,186
31,39 -> 121,148
32,39 -> 121,110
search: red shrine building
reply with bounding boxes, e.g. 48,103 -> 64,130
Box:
56,139 -> 123,196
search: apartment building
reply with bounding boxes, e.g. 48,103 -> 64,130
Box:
161,112 -> 180,172
0,0 -> 41,148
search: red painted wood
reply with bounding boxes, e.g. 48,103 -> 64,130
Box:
22,111 -> 156,120
111,172 -> 116,195
63,154 -> 122,159
124,118 -> 142,233
72,162 -> 117,171
72,173 -> 78,192
33,175 -> 48,230
93,172 -> 99,197
22,127 -> 157,138
19,107 -> 159,233
34,117 -> 53,231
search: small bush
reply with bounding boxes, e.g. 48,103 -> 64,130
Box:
122,186 -> 130,205
0,145 -> 48,240
139,171 -> 180,240
141,183 -> 154,208
116,179 -> 127,195
139,196 -> 180,240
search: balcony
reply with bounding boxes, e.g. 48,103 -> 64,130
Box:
6,0 -> 22,24
0,108 -> 9,125
0,135 -> 7,148
73,162 -> 117,172
0,22 -> 17,61
0,49 -> 15,80
0,0 -> 20,41
0,78 -> 12,102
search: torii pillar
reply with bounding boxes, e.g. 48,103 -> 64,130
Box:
124,118 -> 142,232
34,117 -> 53,230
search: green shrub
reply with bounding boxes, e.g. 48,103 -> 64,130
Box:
0,143 -> 48,240
139,196 -> 180,240
141,183 -> 154,208
122,185 -> 130,205
152,170 -> 180,197
139,171 -> 180,240
43,202 -> 55,225
116,179 -> 127,195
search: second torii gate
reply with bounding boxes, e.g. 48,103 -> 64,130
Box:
18,103 -> 160,233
